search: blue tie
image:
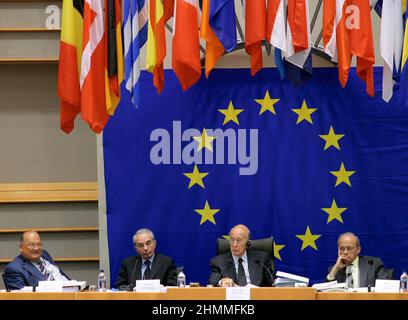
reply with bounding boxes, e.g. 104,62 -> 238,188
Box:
143,260 -> 151,280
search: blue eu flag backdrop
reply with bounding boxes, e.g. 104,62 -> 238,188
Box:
103,67 -> 408,286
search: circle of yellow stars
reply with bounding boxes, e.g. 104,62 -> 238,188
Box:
180,91 -> 356,260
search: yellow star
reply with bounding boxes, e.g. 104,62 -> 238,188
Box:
183,165 -> 209,189
218,101 -> 244,125
319,126 -> 345,150
296,226 -> 321,251
194,200 -> 220,225
273,241 -> 286,261
292,100 -> 317,124
222,235 -> 230,241
193,128 -> 216,152
321,199 -> 348,223
254,90 -> 280,115
330,162 -> 356,187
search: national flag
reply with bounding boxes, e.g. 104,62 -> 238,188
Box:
245,0 -> 267,76
267,0 -> 287,79
58,0 -> 84,134
379,0 -> 403,102
146,0 -> 174,93
323,0 -> 375,96
209,0 -> 236,54
123,0 -> 148,108
172,0 -> 201,90
200,0 -> 224,78
105,0 -> 124,115
284,0 -> 312,84
80,0 -> 109,133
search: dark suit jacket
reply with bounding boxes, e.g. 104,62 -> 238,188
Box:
3,250 -> 70,290
327,255 -> 390,287
114,253 -> 177,288
208,250 -> 274,287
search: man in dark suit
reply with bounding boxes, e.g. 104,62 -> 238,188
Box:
326,232 -> 392,288
114,228 -> 177,289
4,230 -> 70,290
208,224 -> 274,287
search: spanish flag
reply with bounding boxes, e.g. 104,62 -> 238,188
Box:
146,0 -> 174,94
58,0 -> 84,134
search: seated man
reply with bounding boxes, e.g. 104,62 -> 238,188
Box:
114,228 -> 177,289
4,230 -> 70,290
326,232 -> 391,288
208,224 -> 274,287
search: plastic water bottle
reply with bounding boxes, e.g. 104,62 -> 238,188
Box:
98,269 -> 107,292
177,267 -> 186,287
400,270 -> 408,293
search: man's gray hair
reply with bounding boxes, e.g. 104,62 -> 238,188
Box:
132,228 -> 155,244
337,232 -> 360,247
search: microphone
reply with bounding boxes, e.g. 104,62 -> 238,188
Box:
255,260 -> 275,287
127,256 -> 139,291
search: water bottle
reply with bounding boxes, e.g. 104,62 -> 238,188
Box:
177,267 -> 186,287
400,270 -> 408,293
98,269 -> 107,292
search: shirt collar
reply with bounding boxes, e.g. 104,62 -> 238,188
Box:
232,251 -> 248,264
351,256 -> 359,268
142,253 -> 155,264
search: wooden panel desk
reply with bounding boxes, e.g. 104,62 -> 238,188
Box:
317,292 -> 408,300
0,292 -> 75,300
75,291 -> 167,300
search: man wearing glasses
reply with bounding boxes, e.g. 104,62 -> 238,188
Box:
326,232 -> 391,288
3,230 -> 70,290
114,228 -> 177,289
208,224 -> 274,287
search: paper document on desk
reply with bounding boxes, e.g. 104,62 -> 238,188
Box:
274,271 -> 309,287
312,281 -> 346,292
37,280 -> 87,292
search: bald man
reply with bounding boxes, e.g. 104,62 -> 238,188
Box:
208,224 -> 274,287
326,232 -> 391,288
4,231 -> 70,290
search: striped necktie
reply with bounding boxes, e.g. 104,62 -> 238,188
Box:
37,260 -> 50,280
143,260 -> 151,280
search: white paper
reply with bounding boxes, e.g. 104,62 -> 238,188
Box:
375,279 -> 401,293
134,279 -> 162,292
275,271 -> 309,283
226,286 -> 251,300
37,281 -> 64,292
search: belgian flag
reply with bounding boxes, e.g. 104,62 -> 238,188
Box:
58,0 -> 84,134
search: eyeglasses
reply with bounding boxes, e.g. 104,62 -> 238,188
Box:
339,245 -> 358,252
25,242 -> 42,250
134,240 -> 154,248
230,238 -> 245,245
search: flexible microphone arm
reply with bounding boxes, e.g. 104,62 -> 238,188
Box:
255,260 -> 275,287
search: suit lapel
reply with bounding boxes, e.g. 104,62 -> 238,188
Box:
225,254 -> 237,282
22,260 -> 45,281
135,257 -> 143,281
150,255 -> 161,279
358,257 -> 368,287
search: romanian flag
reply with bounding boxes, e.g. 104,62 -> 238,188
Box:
323,0 -> 375,97
245,0 -> 266,76
172,0 -> 201,90
146,0 -> 174,93
201,0 -> 224,78
58,0 -> 84,134
80,0 -> 110,133
105,0 -> 124,115
209,0 -> 236,53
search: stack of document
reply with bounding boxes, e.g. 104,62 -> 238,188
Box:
311,281 -> 347,292
37,280 -> 87,292
274,271 -> 309,287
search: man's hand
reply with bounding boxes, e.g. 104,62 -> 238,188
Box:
220,278 -> 235,287
328,255 -> 350,280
